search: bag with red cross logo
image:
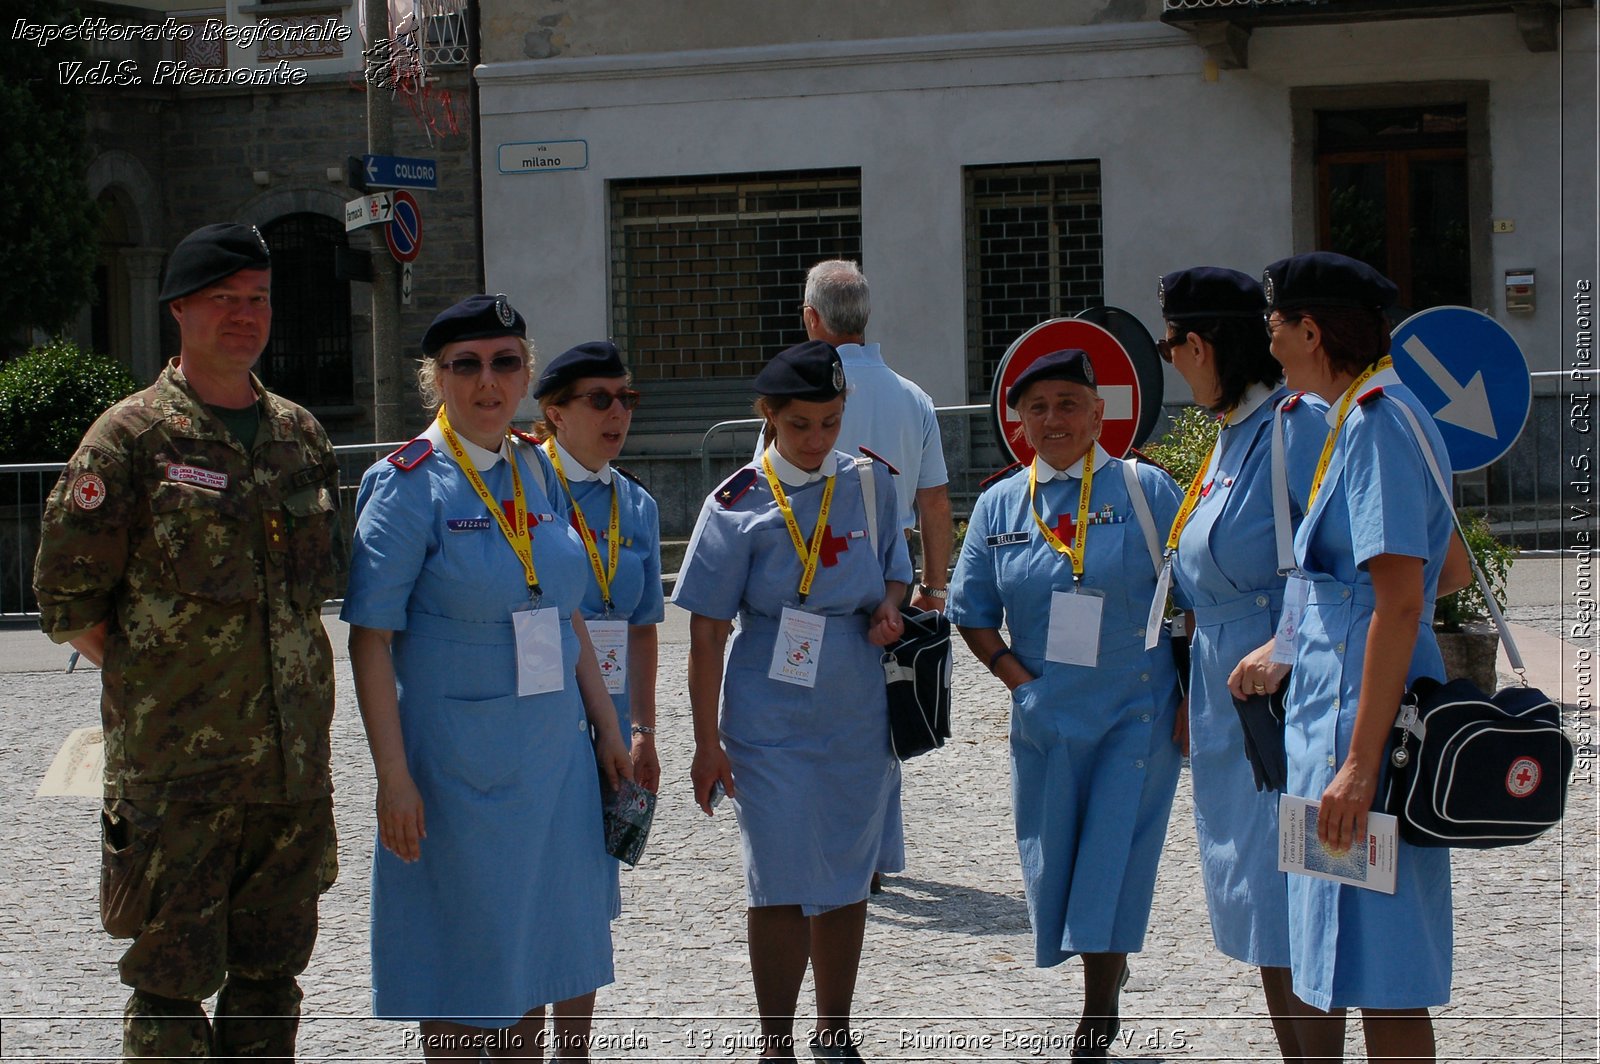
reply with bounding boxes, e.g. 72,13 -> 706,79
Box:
1382,676 -> 1573,849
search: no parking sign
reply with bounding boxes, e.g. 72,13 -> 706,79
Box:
386,190 -> 422,264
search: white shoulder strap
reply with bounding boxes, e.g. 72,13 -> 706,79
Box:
855,455 -> 879,554
1387,398 -> 1524,674
1119,458 -> 1163,577
1270,398 -> 1296,574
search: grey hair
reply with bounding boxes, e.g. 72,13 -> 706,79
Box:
803,259 -> 870,337
415,337 -> 537,411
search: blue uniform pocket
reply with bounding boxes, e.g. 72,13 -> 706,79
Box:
429,694 -> 531,793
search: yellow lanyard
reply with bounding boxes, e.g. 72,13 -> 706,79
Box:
1307,356 -> 1393,507
1028,450 -> 1095,578
1164,408 -> 1232,552
544,440 -> 621,612
761,452 -> 836,604
437,409 -> 539,599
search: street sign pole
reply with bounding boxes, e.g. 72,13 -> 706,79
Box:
362,0 -> 405,443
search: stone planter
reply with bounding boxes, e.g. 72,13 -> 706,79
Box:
1435,622 -> 1499,691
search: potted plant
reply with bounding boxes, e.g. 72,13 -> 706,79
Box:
1434,509 -> 1515,691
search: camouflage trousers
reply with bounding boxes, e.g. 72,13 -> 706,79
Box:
101,797 -> 337,1061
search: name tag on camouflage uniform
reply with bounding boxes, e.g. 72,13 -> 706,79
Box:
166,464 -> 228,490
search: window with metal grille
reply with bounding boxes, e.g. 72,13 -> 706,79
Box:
963,161 -> 1103,402
259,213 -> 353,409
609,169 -> 863,386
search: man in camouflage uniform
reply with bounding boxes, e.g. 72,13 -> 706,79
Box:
33,223 -> 342,1061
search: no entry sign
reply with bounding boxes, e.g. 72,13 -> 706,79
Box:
990,318 -> 1145,464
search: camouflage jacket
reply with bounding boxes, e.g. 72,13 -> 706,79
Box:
34,362 -> 342,802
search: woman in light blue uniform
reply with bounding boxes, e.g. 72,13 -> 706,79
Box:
949,349 -> 1185,1061
676,340 -> 910,1063
1158,267 -> 1330,1059
344,295 -> 633,1061
533,340 -> 664,788
1234,253 -> 1470,1062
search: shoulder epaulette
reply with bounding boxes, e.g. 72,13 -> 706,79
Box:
856,446 -> 900,476
1357,386 -> 1385,406
614,464 -> 645,487
510,429 -> 545,447
980,460 -> 1025,489
715,467 -> 759,508
1127,446 -> 1171,477
386,436 -> 433,471
1280,390 -> 1307,412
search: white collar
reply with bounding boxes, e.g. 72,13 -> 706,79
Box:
1227,381 -> 1281,427
549,436 -> 612,485
1323,365 -> 1401,427
763,445 -> 838,486
424,420 -> 510,473
1032,442 -> 1112,482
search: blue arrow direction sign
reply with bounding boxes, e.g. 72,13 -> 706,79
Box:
1390,306 -> 1531,473
363,154 -> 438,191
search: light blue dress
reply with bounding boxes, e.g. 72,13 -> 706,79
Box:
672,449 -> 912,915
949,446 -> 1184,967
1284,371 -> 1455,1011
342,427 -> 615,1025
1169,384 -> 1327,968
550,442 -> 664,919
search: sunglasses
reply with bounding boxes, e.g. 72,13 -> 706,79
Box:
565,389 -> 643,412
1156,333 -> 1188,364
439,354 -> 526,376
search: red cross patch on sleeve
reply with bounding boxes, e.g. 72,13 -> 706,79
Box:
71,473 -> 106,511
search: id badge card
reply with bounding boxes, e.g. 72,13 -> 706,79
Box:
1046,588 -> 1104,668
1144,556 -> 1174,651
1271,572 -> 1310,665
511,606 -> 565,696
769,606 -> 825,688
587,618 -> 629,695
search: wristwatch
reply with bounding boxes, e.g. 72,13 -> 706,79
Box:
917,584 -> 949,599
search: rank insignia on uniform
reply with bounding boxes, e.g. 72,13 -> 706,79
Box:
387,437 -> 433,471
857,446 -> 900,476
1281,391 -> 1306,411
166,464 -> 229,491
71,473 -> 106,511
447,517 -> 492,531
1357,386 -> 1385,405
715,468 -> 759,508
986,531 -> 1030,547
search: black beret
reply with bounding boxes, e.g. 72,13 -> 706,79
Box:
159,223 -> 271,303
1006,349 -> 1096,409
421,294 -> 526,356
1158,266 -> 1264,320
534,340 -> 627,399
1263,252 -> 1399,312
754,340 -> 846,401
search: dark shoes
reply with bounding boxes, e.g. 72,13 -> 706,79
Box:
808,1029 -> 865,1061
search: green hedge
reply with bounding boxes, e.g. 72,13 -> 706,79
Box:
0,338 -> 140,463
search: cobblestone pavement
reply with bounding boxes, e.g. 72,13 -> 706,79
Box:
2,597 -> 1594,1062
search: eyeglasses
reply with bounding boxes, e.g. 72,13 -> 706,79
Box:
439,354 -> 526,377
1156,334 -> 1189,364
1263,315 -> 1295,340
564,389 -> 643,412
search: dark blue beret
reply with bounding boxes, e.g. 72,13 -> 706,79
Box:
1006,349 -> 1096,409
534,340 -> 627,399
422,294 -> 526,356
1263,252 -> 1398,312
159,223 -> 271,303
1158,266 -> 1264,320
754,340 -> 846,401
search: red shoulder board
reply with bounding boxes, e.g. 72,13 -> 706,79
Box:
1357,386 -> 1385,405
614,464 -> 644,487
857,446 -> 900,476
511,429 -> 545,446
1127,446 -> 1170,477
1281,390 -> 1306,411
715,467 -> 759,508
386,436 -> 433,471
980,460 -> 1025,490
